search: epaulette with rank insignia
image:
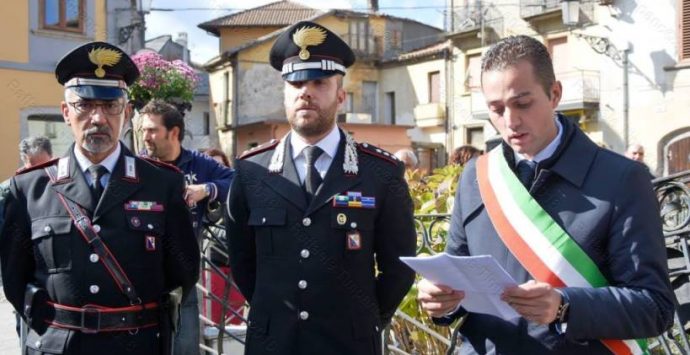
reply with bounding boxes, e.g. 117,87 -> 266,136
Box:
14,157 -> 59,176
357,143 -> 400,166
239,139 -> 280,160
141,156 -> 183,174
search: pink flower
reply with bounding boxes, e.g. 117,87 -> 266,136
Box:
129,52 -> 198,103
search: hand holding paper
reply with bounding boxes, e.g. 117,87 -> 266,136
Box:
401,253 -> 520,320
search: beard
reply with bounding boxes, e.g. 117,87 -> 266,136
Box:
144,142 -> 158,157
144,131 -> 172,160
81,125 -> 115,154
287,99 -> 338,139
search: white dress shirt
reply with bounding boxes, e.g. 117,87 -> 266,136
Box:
290,124 -> 340,184
513,116 -> 563,164
73,143 -> 121,188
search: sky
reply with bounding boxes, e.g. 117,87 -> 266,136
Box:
145,0 -> 448,64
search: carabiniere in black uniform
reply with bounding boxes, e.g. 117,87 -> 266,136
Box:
0,42 -> 199,355
225,21 -> 417,355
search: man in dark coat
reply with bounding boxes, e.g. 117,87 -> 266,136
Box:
225,21 -> 417,355
0,41 -> 199,355
139,99 -> 234,355
417,35 -> 675,354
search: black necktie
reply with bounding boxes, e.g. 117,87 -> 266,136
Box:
303,146 -> 324,201
88,165 -> 108,203
516,160 -> 537,189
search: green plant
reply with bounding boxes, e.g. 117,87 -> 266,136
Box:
407,165 -> 461,215
388,164 -> 463,353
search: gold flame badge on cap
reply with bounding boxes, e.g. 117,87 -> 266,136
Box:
88,47 -> 122,78
292,26 -> 327,60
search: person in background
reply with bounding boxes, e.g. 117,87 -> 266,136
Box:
2,135 -> 55,214
18,136 -> 53,169
140,99 -> 234,355
203,148 -> 231,168
625,143 -> 645,163
450,145 -> 481,167
4,136 -> 55,343
394,148 -> 419,171
625,143 -> 655,178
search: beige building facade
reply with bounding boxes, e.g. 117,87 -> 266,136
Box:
0,0 -> 144,180
200,1 -> 443,170
380,42 -> 451,171
447,0 -> 690,176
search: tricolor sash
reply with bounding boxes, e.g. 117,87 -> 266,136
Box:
476,147 -> 647,355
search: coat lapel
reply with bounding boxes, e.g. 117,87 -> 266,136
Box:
50,149 -> 95,212
306,130 -> 361,216
262,134 -> 308,211
93,147 -> 142,222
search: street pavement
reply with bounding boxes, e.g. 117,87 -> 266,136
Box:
0,288 -> 21,354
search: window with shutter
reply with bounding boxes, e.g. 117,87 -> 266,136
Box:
465,54 -> 482,91
429,71 -> 440,103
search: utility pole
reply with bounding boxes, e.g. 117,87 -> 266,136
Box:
623,48 -> 630,147
450,0 -> 455,32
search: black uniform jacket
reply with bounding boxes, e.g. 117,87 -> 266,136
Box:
0,144 -> 200,355
225,130 -> 417,355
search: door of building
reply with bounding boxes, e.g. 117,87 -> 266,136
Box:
667,136 -> 690,174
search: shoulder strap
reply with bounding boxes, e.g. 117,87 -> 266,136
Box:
476,149 -> 647,354
45,166 -> 142,305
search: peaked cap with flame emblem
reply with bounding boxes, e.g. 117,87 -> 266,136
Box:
270,21 -> 355,82
55,41 -> 139,99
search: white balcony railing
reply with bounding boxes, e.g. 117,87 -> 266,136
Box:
344,113 -> 373,124
559,70 -> 600,105
414,103 -> 446,127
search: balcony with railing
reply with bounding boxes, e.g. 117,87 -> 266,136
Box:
448,2 -> 503,47
414,103 -> 446,128
470,90 -> 488,119
338,112 -> 374,124
520,0 -> 595,27
341,32 -> 384,60
520,0 -> 562,21
558,70 -> 600,110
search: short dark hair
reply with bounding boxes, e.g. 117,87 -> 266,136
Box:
140,99 -> 186,141
19,135 -> 52,157
481,35 -> 555,97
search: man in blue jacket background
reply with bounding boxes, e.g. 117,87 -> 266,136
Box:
140,99 -> 234,355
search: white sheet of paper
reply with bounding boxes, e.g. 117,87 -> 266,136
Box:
401,253 -> 520,320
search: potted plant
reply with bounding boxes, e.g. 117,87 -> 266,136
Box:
128,51 -> 199,116
127,51 -> 199,153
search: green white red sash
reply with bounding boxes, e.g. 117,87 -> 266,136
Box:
476,147 -> 647,355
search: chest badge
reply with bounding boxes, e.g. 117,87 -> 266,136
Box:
125,201 -> 165,212
145,235 -> 157,251
333,191 -> 376,209
346,230 -> 361,250
336,213 -> 347,226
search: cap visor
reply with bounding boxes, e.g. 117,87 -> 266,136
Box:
283,69 -> 340,82
70,85 -> 125,100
